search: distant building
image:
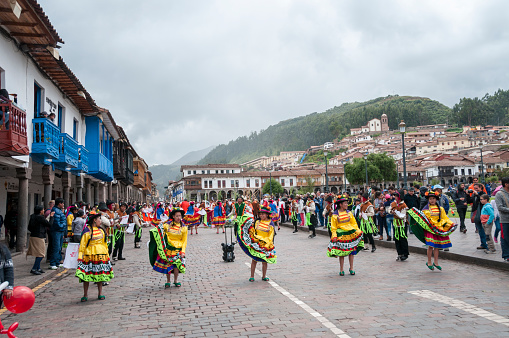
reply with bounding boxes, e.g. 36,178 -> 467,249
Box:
350,114 -> 389,135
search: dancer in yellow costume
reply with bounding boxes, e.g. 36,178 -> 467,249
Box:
149,208 -> 188,288
327,196 -> 364,276
75,213 -> 114,302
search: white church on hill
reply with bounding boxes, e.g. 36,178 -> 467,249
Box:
350,114 -> 389,135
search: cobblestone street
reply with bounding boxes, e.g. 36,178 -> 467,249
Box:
6,225 -> 509,338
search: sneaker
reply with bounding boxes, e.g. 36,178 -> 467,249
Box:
37,269 -> 45,273
30,269 -> 41,275
484,249 -> 496,254
113,257 -> 118,261
444,248 -> 449,252
477,246 -> 486,250
58,264 -> 64,268
49,266 -> 58,270
494,237 -> 498,243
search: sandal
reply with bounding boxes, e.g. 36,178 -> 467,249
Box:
349,269 -> 355,275
174,282 -> 181,287
249,277 -> 255,282
164,283 -> 171,289
433,263 -> 442,271
98,295 -> 105,300
339,271 -> 344,276
426,263 -> 434,270
262,277 -> 269,281
81,297 -> 88,302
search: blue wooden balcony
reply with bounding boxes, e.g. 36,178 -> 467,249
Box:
31,118 -> 60,165
70,145 -> 89,173
88,152 -> 114,181
54,133 -> 79,169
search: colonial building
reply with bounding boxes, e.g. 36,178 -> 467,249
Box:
0,0 -> 154,251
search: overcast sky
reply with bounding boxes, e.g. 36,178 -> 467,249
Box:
41,0 -> 509,165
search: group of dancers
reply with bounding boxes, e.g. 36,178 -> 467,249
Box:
74,188 -> 457,299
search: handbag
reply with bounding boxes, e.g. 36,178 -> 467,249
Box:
470,210 -> 476,224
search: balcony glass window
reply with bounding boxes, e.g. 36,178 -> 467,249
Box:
231,180 -> 234,187
188,171 -> 191,174
73,118 -> 78,141
204,181 -> 208,188
290,179 -> 294,186
34,82 -> 43,118
209,180 -> 212,187
218,181 -> 222,188
222,180 -> 226,188
235,180 -> 239,187
57,104 -> 65,132
246,179 -> 250,187
281,179 -> 285,186
193,170 -> 196,174
255,179 -> 259,187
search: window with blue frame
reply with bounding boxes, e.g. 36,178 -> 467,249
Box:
73,118 -> 78,141
34,82 -> 42,117
58,104 -> 64,132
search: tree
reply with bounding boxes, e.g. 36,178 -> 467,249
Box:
262,178 -> 284,196
344,153 -> 397,185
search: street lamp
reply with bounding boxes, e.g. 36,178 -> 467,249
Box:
480,146 -> 485,184
396,162 -> 400,187
364,152 -> 368,188
399,120 -> 408,189
269,171 -> 272,196
324,150 -> 329,193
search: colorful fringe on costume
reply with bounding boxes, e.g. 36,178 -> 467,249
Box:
408,207 -> 457,249
149,222 -> 186,274
359,217 -> 377,234
236,217 -> 277,264
393,218 -> 407,240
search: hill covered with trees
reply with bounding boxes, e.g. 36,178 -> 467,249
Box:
199,95 -> 452,164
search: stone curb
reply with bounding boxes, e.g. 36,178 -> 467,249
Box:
280,222 -> 509,272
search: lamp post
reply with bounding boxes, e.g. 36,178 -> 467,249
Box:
396,162 -> 400,188
364,152 -> 368,189
480,147 -> 485,184
399,120 -> 408,189
269,171 -> 272,196
324,150 -> 329,193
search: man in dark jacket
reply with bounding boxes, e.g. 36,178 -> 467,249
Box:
471,183 -> 488,250
452,183 -> 469,233
404,189 -> 419,210
419,187 -> 428,210
49,198 -> 66,270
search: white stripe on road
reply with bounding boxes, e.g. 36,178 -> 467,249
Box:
245,262 -> 350,338
409,290 -> 509,326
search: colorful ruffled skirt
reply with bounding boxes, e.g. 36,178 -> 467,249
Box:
424,230 -> 451,249
75,253 -> 114,283
153,252 -> 186,274
212,216 -> 226,227
236,217 -> 277,264
408,208 -> 456,249
270,212 -> 279,223
184,214 -> 200,227
327,229 -> 364,257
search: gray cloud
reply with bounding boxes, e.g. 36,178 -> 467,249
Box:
41,0 -> 509,165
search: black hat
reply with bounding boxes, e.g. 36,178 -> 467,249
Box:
87,213 -> 102,224
106,200 -> 114,206
126,207 -> 135,214
325,196 -> 333,203
98,202 -> 108,211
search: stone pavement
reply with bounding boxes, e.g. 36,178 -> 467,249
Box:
3,225 -> 509,337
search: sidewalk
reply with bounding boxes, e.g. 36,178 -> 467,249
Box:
10,249 -> 69,289
281,217 -> 509,271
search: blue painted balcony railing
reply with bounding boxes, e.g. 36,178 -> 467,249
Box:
88,152 -> 114,181
54,133 -> 79,169
71,145 -> 89,173
31,118 -> 60,165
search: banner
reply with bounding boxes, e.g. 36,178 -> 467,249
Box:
63,243 -> 79,269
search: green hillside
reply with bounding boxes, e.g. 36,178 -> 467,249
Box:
199,95 -> 452,164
